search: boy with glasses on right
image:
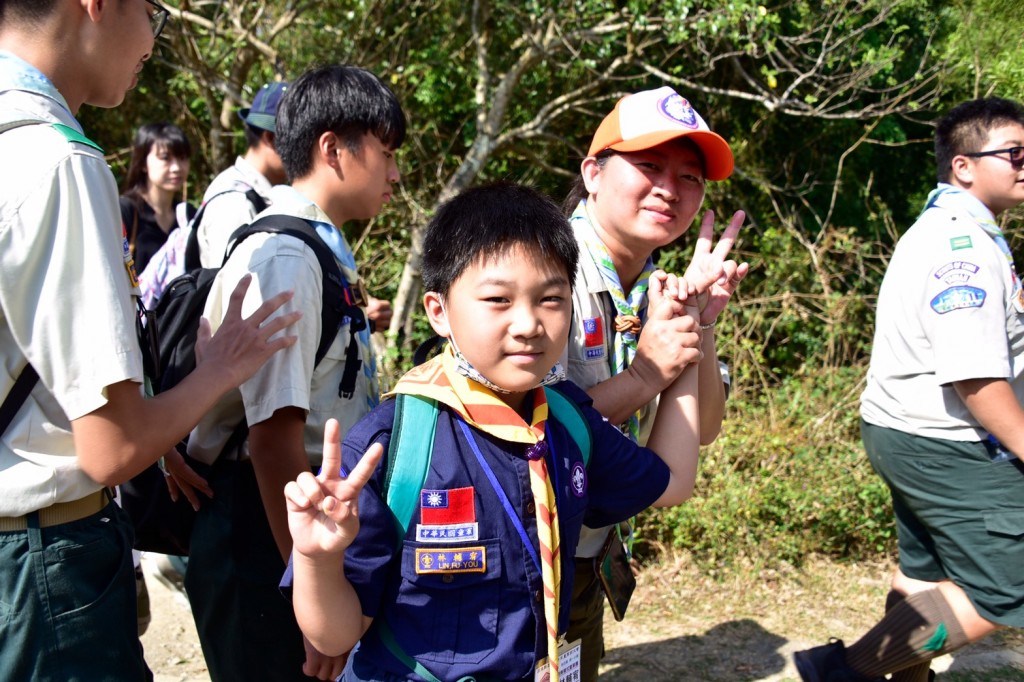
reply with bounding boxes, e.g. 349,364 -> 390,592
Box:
794,97 -> 1024,681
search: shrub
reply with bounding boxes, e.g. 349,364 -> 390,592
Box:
635,365 -> 896,570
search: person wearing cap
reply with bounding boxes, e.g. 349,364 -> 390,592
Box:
560,85 -> 748,680
191,81 -> 394,330
194,81 -> 290,268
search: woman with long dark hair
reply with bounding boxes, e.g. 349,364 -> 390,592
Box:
120,122 -> 195,273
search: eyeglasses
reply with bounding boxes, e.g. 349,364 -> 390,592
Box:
144,0 -> 169,40
963,145 -> 1024,170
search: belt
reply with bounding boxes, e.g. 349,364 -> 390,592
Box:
0,490 -> 108,531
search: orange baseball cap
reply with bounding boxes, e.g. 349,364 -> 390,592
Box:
587,86 -> 734,181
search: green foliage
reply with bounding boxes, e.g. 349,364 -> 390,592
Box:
635,366 -> 896,569
67,0 -> 1023,572
941,0 -> 1024,101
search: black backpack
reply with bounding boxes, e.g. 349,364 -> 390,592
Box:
122,213 -> 367,555
149,213 -> 364,395
183,188 -> 267,273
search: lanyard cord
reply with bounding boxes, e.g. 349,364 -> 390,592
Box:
455,416 -> 542,574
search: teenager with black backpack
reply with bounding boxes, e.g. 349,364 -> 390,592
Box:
182,64 -> 406,682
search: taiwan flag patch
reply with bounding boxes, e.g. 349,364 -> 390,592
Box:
417,487 -> 479,542
583,317 -> 605,360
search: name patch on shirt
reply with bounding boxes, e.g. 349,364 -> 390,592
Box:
934,260 -> 980,286
930,285 -> 986,314
950,235 -> 973,251
583,317 -> 605,360
415,547 -> 487,574
417,487 -> 479,543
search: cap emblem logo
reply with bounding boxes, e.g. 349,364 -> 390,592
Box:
659,93 -> 699,129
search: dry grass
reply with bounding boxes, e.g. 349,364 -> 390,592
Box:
139,550 -> 1024,681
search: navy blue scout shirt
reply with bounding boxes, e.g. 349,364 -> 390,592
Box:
298,381 -> 669,681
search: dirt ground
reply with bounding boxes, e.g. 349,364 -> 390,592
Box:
139,552 -> 1024,682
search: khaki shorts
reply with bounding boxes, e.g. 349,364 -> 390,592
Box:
862,420 -> 1024,627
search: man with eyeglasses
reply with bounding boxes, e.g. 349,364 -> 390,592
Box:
0,2 -> 299,680
145,0 -> 170,40
795,97 -> 1024,682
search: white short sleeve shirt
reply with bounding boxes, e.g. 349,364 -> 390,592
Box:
0,54 -> 143,514
861,200 -> 1024,440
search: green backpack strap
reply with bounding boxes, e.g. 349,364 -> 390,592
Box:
377,621 -> 445,682
49,123 -> 104,152
0,120 -> 103,153
384,393 -> 438,543
544,385 -> 592,468
379,393 -> 443,682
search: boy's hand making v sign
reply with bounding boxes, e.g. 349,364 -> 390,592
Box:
285,419 -> 383,558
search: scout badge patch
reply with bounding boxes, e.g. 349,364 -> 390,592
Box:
583,317 -> 604,360
416,486 -> 479,542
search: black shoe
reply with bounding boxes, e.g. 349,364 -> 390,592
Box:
793,639 -> 883,682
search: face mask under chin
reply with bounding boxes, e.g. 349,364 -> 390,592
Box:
442,309 -> 566,394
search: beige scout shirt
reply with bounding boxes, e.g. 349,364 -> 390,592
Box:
0,85 -> 143,515
188,188 -> 374,469
861,199 -> 1024,441
562,203 -> 658,557
196,156 -> 275,268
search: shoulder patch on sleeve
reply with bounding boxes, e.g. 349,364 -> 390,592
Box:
930,285 -> 986,314
933,260 -> 980,285
949,235 -> 973,251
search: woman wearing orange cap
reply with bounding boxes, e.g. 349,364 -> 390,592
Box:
560,86 -> 748,680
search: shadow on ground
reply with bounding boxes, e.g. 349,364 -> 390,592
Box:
599,617 -> 1024,681
599,618 -> 789,681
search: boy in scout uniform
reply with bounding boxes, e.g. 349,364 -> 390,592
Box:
284,182 -> 705,682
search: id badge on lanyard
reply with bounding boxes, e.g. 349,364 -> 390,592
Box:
535,638 -> 581,681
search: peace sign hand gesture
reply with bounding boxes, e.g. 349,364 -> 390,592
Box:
285,418 -> 384,559
682,209 -> 749,326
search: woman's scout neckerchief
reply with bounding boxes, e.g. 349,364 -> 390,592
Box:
570,199 -> 654,442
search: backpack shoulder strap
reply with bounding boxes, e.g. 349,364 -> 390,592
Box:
184,186 -> 269,272
226,215 -> 349,367
376,393 -> 445,682
544,384 -> 592,468
49,123 -> 103,152
0,120 -> 99,437
243,188 -> 268,214
0,364 -> 39,438
383,394 -> 438,542
0,120 -> 103,153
